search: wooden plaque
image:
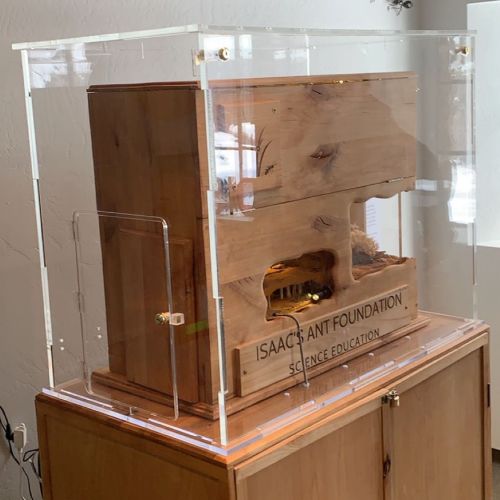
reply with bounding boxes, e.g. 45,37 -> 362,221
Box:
236,286 -> 413,396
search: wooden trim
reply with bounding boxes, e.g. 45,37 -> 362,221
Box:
382,397 -> 394,500
35,407 -> 54,500
87,71 -> 417,93
482,341 -> 493,500
227,468 -> 238,500
235,474 -> 250,500
204,71 -> 417,89
88,81 -> 200,92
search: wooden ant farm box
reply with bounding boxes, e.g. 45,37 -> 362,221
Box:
87,71 -> 419,419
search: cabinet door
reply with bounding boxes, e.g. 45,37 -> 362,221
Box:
235,406 -> 384,500
385,348 -> 488,500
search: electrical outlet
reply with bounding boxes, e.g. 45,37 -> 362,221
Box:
13,423 -> 27,451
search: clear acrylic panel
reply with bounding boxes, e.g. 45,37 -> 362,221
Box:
468,1 -> 500,451
72,211 -> 180,420
200,29 -> 476,446
14,26 -> 478,453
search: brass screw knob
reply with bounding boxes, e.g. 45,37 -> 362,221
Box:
218,47 -> 230,61
155,312 -> 170,326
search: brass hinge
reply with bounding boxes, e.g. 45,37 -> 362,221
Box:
383,454 -> 392,478
382,389 -> 400,408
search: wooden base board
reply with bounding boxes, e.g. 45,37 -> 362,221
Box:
92,315 -> 430,420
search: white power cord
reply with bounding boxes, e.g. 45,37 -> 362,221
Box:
13,424 -> 27,500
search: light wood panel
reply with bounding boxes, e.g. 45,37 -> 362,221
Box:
36,398 -> 232,500
236,409 -> 384,500
483,344 -> 493,500
385,349 -> 487,500
211,72 -> 416,212
214,176 -> 415,286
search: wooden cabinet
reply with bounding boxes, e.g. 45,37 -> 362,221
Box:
36,323 -> 491,500
87,72 -> 418,418
234,345 -> 490,500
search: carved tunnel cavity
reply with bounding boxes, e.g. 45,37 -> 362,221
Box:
264,251 -> 335,319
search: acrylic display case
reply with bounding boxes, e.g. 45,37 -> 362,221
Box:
469,0 -> 500,451
13,26 -> 479,453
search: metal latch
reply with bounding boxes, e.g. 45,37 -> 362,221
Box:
154,312 -> 185,326
382,389 -> 400,408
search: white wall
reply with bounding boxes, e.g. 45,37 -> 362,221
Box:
418,0 -> 468,28
0,2 -> 419,499
468,1 -> 500,246
418,0 -> 483,28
